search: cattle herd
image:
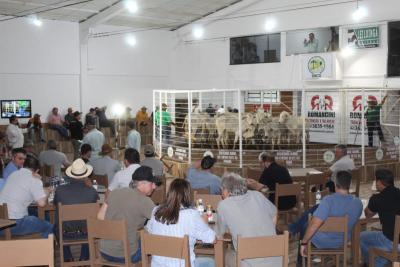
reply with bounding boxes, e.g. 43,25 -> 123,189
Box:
182,108 -> 310,150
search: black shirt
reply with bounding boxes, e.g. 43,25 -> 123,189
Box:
259,162 -> 297,210
368,185 -> 400,241
53,179 -> 98,238
68,118 -> 83,140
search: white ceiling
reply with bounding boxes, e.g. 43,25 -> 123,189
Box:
0,0 -> 242,30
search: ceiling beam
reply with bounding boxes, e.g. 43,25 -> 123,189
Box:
79,0 -> 124,31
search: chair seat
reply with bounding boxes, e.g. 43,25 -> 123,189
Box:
194,243 -> 215,255
62,238 -> 89,245
94,258 -> 141,267
62,260 -> 91,266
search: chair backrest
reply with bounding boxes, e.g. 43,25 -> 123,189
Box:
236,231 -> 289,267
391,215 -> 400,258
58,202 -> 100,222
193,192 -> 222,211
246,166 -> 263,181
40,164 -> 55,178
305,172 -> 327,208
140,230 -> 191,267
274,183 -> 302,208
90,174 -> 108,188
0,234 -> 54,267
0,203 -> 11,239
314,215 -> 348,249
307,188 -> 330,208
87,218 -> 131,266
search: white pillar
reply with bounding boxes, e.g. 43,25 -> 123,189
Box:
302,88 -> 306,168
361,88 -> 365,166
238,90 -> 243,168
188,92 -> 192,164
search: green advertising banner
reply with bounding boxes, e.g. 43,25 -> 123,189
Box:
347,26 -> 380,48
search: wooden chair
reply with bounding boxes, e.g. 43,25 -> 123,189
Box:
369,215 -> 400,267
0,234 -> 54,267
90,174 -> 109,188
40,164 -> 55,178
141,230 -> 191,267
350,167 -> 363,197
58,202 -> 100,267
304,172 -> 327,209
275,183 -> 302,224
236,231 -> 289,267
87,218 -> 139,267
0,203 -> 41,240
193,192 -> 222,211
304,216 -> 348,267
245,166 -> 263,181
307,188 -> 330,208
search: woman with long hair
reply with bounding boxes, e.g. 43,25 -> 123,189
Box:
147,179 -> 215,267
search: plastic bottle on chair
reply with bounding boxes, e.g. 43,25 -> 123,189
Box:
93,180 -> 98,190
197,199 -> 204,214
316,189 -> 322,205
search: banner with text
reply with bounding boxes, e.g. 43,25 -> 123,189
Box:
347,26 -> 380,49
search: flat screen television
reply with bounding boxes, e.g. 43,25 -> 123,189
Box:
1,100 -> 32,118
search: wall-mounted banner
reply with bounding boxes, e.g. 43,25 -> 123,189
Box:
302,53 -> 333,79
347,26 -> 380,49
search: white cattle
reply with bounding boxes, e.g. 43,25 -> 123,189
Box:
278,111 -> 308,144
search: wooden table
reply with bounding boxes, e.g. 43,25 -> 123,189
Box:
289,168 -> 322,179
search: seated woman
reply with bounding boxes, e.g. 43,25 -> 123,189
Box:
147,179 -> 215,267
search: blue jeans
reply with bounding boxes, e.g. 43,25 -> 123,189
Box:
195,257 -> 215,267
360,231 -> 400,267
49,124 -> 69,138
64,244 -> 89,261
11,216 -> 53,238
289,204 -> 319,238
101,239 -> 141,263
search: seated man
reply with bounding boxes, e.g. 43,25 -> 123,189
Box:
325,144 -> 355,192
80,144 -> 92,164
141,144 -> 163,177
54,159 -> 98,262
0,155 -> 53,237
295,171 -> 362,263
187,155 -> 221,195
247,151 -> 296,210
96,106 -> 115,136
90,144 -> 121,184
48,107 -> 69,138
39,140 -> 71,177
360,169 -> 400,267
2,148 -> 26,181
81,119 -> 105,160
98,166 -> 156,263
217,173 -> 282,267
108,148 -> 141,192
27,113 -> 46,143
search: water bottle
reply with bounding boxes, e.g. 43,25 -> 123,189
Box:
206,204 -> 214,222
197,199 -> 204,214
316,189 -> 322,205
93,180 -> 98,190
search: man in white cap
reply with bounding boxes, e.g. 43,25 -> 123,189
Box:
54,158 -> 98,262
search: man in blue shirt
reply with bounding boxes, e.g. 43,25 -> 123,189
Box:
187,156 -> 221,195
1,148 -> 27,190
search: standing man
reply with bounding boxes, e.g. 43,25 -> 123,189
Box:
155,103 -> 175,144
68,111 -> 84,159
64,108 -> 74,127
0,155 -> 53,238
360,169 -> 400,267
81,119 -> 105,160
126,121 -> 141,152
6,115 -> 28,149
325,144 -> 355,192
304,32 -> 319,53
365,95 -> 388,147
48,107 -> 69,138
1,148 -> 27,190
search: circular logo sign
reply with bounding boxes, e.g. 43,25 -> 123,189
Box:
167,146 -> 174,158
323,150 -> 335,163
203,150 -> 214,158
375,148 -> 384,161
308,56 -> 325,77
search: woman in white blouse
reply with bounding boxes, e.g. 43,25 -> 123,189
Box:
147,179 -> 216,267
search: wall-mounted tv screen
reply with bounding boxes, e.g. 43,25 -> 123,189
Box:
1,100 -> 32,118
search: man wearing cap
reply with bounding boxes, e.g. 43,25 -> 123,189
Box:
54,158 -> 98,262
27,113 -> 46,143
6,115 -> 28,149
135,106 -> 149,128
98,166 -> 156,264
81,119 -> 105,160
68,111 -> 84,159
108,148 -> 141,192
39,140 -> 71,177
365,95 -> 388,147
155,103 -> 175,144
126,121 -> 141,152
141,144 -> 163,177
64,107 -> 74,127
187,155 -> 221,195
90,144 -> 121,183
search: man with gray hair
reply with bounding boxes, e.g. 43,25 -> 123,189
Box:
325,144 -> 355,192
217,173 -> 282,267
39,140 -> 71,177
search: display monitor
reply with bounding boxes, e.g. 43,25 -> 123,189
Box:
1,100 -> 32,118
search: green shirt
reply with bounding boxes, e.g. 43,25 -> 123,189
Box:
365,104 -> 382,123
155,110 -> 172,126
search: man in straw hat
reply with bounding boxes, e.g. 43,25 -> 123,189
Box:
54,158 -> 98,262
91,144 -> 121,183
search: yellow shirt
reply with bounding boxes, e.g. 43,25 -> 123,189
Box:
136,111 -> 149,124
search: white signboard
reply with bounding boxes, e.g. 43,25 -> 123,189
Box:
305,91 -> 340,143
302,53 -> 334,80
